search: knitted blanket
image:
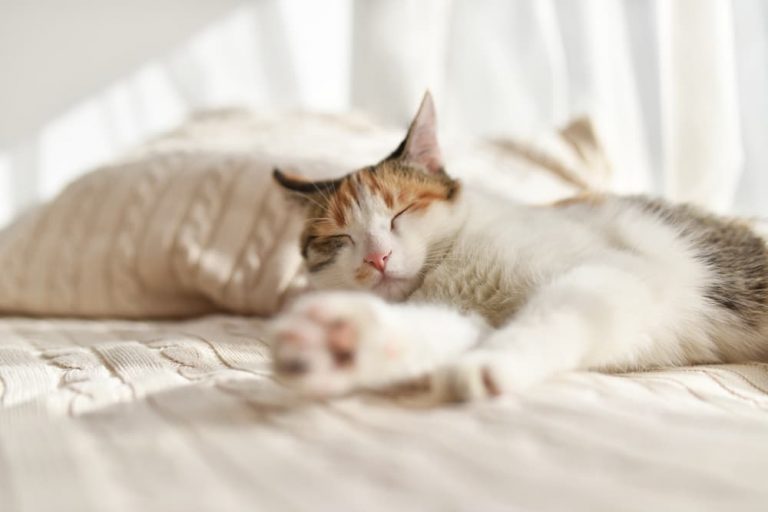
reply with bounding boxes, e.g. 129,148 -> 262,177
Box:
1,315 -> 766,511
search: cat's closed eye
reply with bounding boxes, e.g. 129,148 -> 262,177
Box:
305,235 -> 354,260
324,234 -> 354,247
390,204 -> 415,231
305,234 -> 354,272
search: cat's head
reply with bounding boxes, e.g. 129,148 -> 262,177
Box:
274,92 -> 462,300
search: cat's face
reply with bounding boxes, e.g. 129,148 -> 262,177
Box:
275,92 -> 461,301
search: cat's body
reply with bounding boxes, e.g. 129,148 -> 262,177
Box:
269,93 -> 768,400
417,190 -> 768,364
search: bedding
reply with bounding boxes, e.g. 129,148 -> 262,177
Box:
1,111 -> 765,512
1,314 -> 768,512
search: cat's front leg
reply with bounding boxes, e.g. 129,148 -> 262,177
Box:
269,291 -> 486,396
431,333 -> 561,401
435,261 -> 668,401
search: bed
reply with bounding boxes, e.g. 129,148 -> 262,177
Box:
1,112 -> 766,512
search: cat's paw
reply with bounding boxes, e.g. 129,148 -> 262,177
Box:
269,292 -> 388,396
432,350 -> 532,402
432,351 -> 503,401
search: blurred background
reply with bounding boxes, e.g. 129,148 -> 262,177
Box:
1,0 -> 767,226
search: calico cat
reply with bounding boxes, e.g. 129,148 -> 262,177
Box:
269,92 -> 768,401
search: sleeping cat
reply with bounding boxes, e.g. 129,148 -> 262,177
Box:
268,92 -> 768,401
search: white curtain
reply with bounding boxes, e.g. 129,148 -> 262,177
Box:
1,0 -> 766,225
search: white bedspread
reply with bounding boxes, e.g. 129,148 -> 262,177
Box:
1,316 -> 767,512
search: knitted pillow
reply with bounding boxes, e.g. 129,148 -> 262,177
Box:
0,110 -> 609,318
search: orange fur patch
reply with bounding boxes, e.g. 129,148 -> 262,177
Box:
299,160 -> 460,253
355,265 -> 373,282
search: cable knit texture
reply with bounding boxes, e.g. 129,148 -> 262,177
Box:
1,315 -> 768,511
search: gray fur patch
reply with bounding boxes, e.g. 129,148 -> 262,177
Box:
304,236 -> 349,273
628,196 -> 768,327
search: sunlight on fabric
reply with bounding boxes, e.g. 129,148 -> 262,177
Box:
2,0 -> 768,229
279,0 -> 351,110
39,104 -> 110,200
659,0 -> 743,213
102,67 -> 186,148
169,3 -> 264,109
0,154 -> 10,225
20,4 -> 281,212
582,0 -> 652,195
39,64 -> 187,200
14,0 -> 353,219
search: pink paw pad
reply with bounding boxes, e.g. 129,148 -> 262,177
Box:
326,319 -> 357,366
272,314 -> 360,379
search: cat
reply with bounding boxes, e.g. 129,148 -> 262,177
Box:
268,91 -> 768,401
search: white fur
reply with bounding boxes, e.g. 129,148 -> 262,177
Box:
271,185 -> 761,401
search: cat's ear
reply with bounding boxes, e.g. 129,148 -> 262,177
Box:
383,91 -> 445,175
273,168 -> 340,205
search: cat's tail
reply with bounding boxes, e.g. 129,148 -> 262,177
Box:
488,116 -> 611,194
558,116 -> 612,189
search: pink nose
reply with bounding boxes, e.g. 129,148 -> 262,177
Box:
364,251 -> 391,272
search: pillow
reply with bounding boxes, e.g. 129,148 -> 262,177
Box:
0,110 -> 609,318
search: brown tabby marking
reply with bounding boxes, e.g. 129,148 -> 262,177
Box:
627,196 -> 768,327
553,193 -> 768,327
